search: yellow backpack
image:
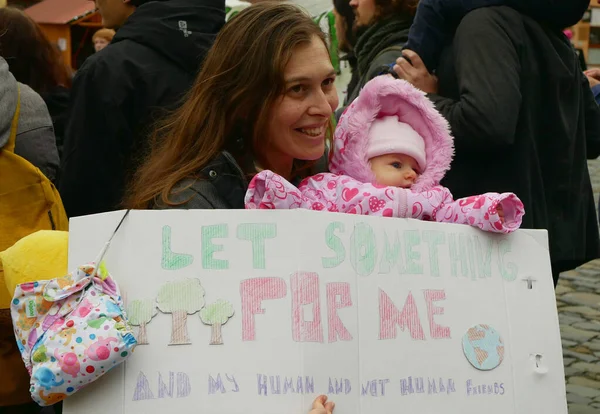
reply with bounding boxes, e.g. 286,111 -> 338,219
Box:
0,85 -> 69,309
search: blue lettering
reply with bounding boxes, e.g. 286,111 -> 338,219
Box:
379,379 -> 390,396
305,377 -> 314,394
466,380 -> 473,396
297,376 -> 304,394
438,378 -> 445,394
428,378 -> 437,394
370,380 -> 377,396
328,378 -> 351,395
500,384 -> 505,395
176,372 -> 191,398
284,377 -> 295,394
270,376 -> 281,394
400,379 -> 409,396
257,374 -> 267,396
209,374 -> 226,394
158,372 -> 174,398
447,379 -> 456,394
415,377 -> 424,393
361,380 -> 370,396
226,374 -> 239,393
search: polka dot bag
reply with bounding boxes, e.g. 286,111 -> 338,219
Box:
10,263 -> 137,406
10,211 -> 136,406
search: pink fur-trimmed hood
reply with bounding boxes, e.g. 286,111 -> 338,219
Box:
330,76 -> 454,192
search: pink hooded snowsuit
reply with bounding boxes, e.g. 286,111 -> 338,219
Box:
245,76 -> 524,233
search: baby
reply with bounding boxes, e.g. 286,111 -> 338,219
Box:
405,0 -> 590,73
245,76 -> 524,233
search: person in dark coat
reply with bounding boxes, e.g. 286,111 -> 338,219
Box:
332,0 -> 359,105
395,5 -> 600,286
59,0 -> 225,217
403,0 -> 590,73
0,7 -> 73,162
341,0 -> 417,109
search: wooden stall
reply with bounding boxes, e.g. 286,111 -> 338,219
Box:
25,0 -> 103,69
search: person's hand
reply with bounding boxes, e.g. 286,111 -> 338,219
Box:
586,74 -> 600,88
309,395 -> 335,414
585,68 -> 600,80
584,69 -> 600,87
393,50 -> 438,94
497,204 -> 505,223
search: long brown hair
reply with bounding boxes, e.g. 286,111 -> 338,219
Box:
0,7 -> 72,93
125,2 -> 332,209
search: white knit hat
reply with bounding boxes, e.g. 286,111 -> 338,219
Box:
366,116 -> 427,170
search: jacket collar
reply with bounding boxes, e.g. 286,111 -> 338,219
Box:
200,151 -> 248,209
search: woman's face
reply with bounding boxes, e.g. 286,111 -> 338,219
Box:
264,36 -> 339,171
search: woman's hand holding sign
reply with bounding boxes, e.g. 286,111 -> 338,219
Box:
309,395 -> 335,414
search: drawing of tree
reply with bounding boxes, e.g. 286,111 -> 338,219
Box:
199,300 -> 234,345
127,299 -> 157,345
157,279 -> 205,345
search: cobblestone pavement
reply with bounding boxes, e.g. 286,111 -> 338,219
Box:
558,260 -> 600,414
555,160 -> 600,413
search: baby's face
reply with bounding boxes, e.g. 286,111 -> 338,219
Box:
369,153 -> 420,188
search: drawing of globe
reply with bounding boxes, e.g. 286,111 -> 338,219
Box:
462,324 -> 505,371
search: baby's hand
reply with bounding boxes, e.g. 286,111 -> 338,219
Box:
309,395 -> 335,414
497,204 -> 505,223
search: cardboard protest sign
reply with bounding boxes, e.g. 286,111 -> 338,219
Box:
63,210 -> 566,414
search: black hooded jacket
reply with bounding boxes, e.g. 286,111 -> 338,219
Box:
59,0 -> 225,217
430,6 -> 600,282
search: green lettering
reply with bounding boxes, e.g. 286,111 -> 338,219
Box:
379,231 -> 405,274
161,225 -> 193,270
422,231 -> 445,277
322,222 -> 346,268
448,233 -> 469,277
236,223 -> 277,269
202,224 -> 229,270
350,223 -> 376,276
473,236 -> 493,278
404,230 -> 423,275
498,239 -> 518,281
466,235 -> 477,280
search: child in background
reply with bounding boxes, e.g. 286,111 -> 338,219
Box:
404,0 -> 590,73
245,76 -> 524,233
92,28 -> 116,53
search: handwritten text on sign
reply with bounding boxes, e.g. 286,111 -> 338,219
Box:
64,210 -> 564,414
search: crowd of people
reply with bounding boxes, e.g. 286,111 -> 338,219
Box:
2,0 -> 600,412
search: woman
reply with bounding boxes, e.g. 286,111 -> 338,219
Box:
126,1 -> 339,210
333,0 -> 359,104
0,7 -> 72,160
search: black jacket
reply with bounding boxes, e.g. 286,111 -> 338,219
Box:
155,152 -> 248,210
430,7 -> 600,277
40,85 -> 70,160
59,0 -> 225,217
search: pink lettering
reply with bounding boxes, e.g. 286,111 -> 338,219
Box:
291,272 -> 323,342
241,277 -> 287,341
326,282 -> 353,342
379,289 -> 425,340
423,290 -> 451,339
